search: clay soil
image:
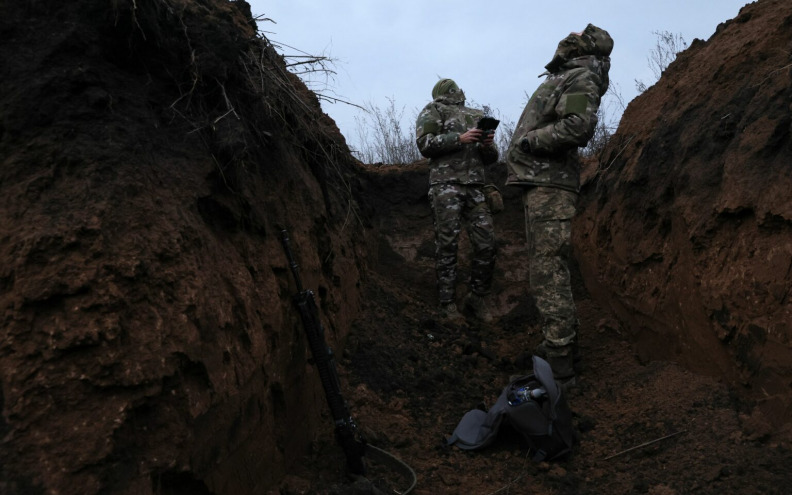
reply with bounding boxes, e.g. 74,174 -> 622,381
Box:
2,0 -> 791,494
282,259 -> 792,495
281,166 -> 792,495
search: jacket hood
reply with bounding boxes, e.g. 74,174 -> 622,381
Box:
583,23 -> 613,57
545,23 -> 613,73
556,55 -> 611,97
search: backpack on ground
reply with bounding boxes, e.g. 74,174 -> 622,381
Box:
446,355 -> 576,461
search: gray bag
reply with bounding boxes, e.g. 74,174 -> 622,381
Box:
447,356 -> 575,461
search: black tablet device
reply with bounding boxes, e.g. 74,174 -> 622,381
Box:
476,116 -> 500,132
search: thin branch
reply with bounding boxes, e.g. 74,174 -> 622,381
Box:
600,134 -> 635,175
283,54 -> 332,59
285,59 -> 334,69
315,94 -> 366,110
484,451 -> 532,495
131,0 -> 145,40
252,14 -> 274,24
210,154 -> 235,194
603,430 -> 686,461
215,80 -> 241,122
754,62 -> 792,87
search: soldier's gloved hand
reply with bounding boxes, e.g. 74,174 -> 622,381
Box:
519,137 -> 532,154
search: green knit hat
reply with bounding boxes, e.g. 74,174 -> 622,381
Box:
432,78 -> 459,99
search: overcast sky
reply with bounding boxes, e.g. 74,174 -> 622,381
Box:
248,1 -> 750,155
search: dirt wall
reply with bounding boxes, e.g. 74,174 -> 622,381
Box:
574,0 -> 792,435
0,1 -> 365,493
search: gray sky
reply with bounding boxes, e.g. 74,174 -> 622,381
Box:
248,1 -> 749,155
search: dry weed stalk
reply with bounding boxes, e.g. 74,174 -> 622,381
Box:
483,451 -> 532,495
593,133 -> 635,192
241,35 -> 363,229
213,80 -> 240,124
754,59 -> 792,87
121,1 -> 363,229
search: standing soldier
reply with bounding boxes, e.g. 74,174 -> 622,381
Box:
506,24 -> 613,386
416,78 -> 500,323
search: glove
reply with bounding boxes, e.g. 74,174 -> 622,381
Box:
519,137 -> 532,154
483,184 -> 504,214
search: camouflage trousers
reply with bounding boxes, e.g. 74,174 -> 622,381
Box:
429,183 -> 496,304
524,186 -> 579,355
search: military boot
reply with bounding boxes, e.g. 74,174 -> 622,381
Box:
545,354 -> 576,389
463,293 -> 493,323
571,337 -> 582,372
535,340 -> 580,365
534,342 -> 576,389
439,302 -> 463,322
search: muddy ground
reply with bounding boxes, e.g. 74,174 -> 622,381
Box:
283,265 -> 791,495
279,162 -> 792,495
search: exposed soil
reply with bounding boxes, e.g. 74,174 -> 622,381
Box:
282,160 -> 792,495
1,0 -> 790,494
574,0 -> 792,434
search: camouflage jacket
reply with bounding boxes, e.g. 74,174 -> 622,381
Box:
505,54 -> 610,192
415,96 -> 499,186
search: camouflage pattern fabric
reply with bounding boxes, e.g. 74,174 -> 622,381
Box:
544,23 -> 614,74
431,78 -> 460,99
417,80 -> 499,304
505,25 -> 612,365
581,23 -> 614,57
430,183 -> 496,303
524,186 -> 579,354
505,25 -> 612,193
415,90 -> 499,187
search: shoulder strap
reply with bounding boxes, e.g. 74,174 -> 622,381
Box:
531,355 -> 561,421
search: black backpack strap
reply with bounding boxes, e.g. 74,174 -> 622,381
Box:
532,355 -> 576,456
532,355 -> 560,422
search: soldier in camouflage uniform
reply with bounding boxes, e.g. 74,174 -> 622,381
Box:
416,78 -> 499,322
505,24 -> 613,384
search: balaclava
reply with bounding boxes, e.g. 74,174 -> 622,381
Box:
432,78 -> 466,105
